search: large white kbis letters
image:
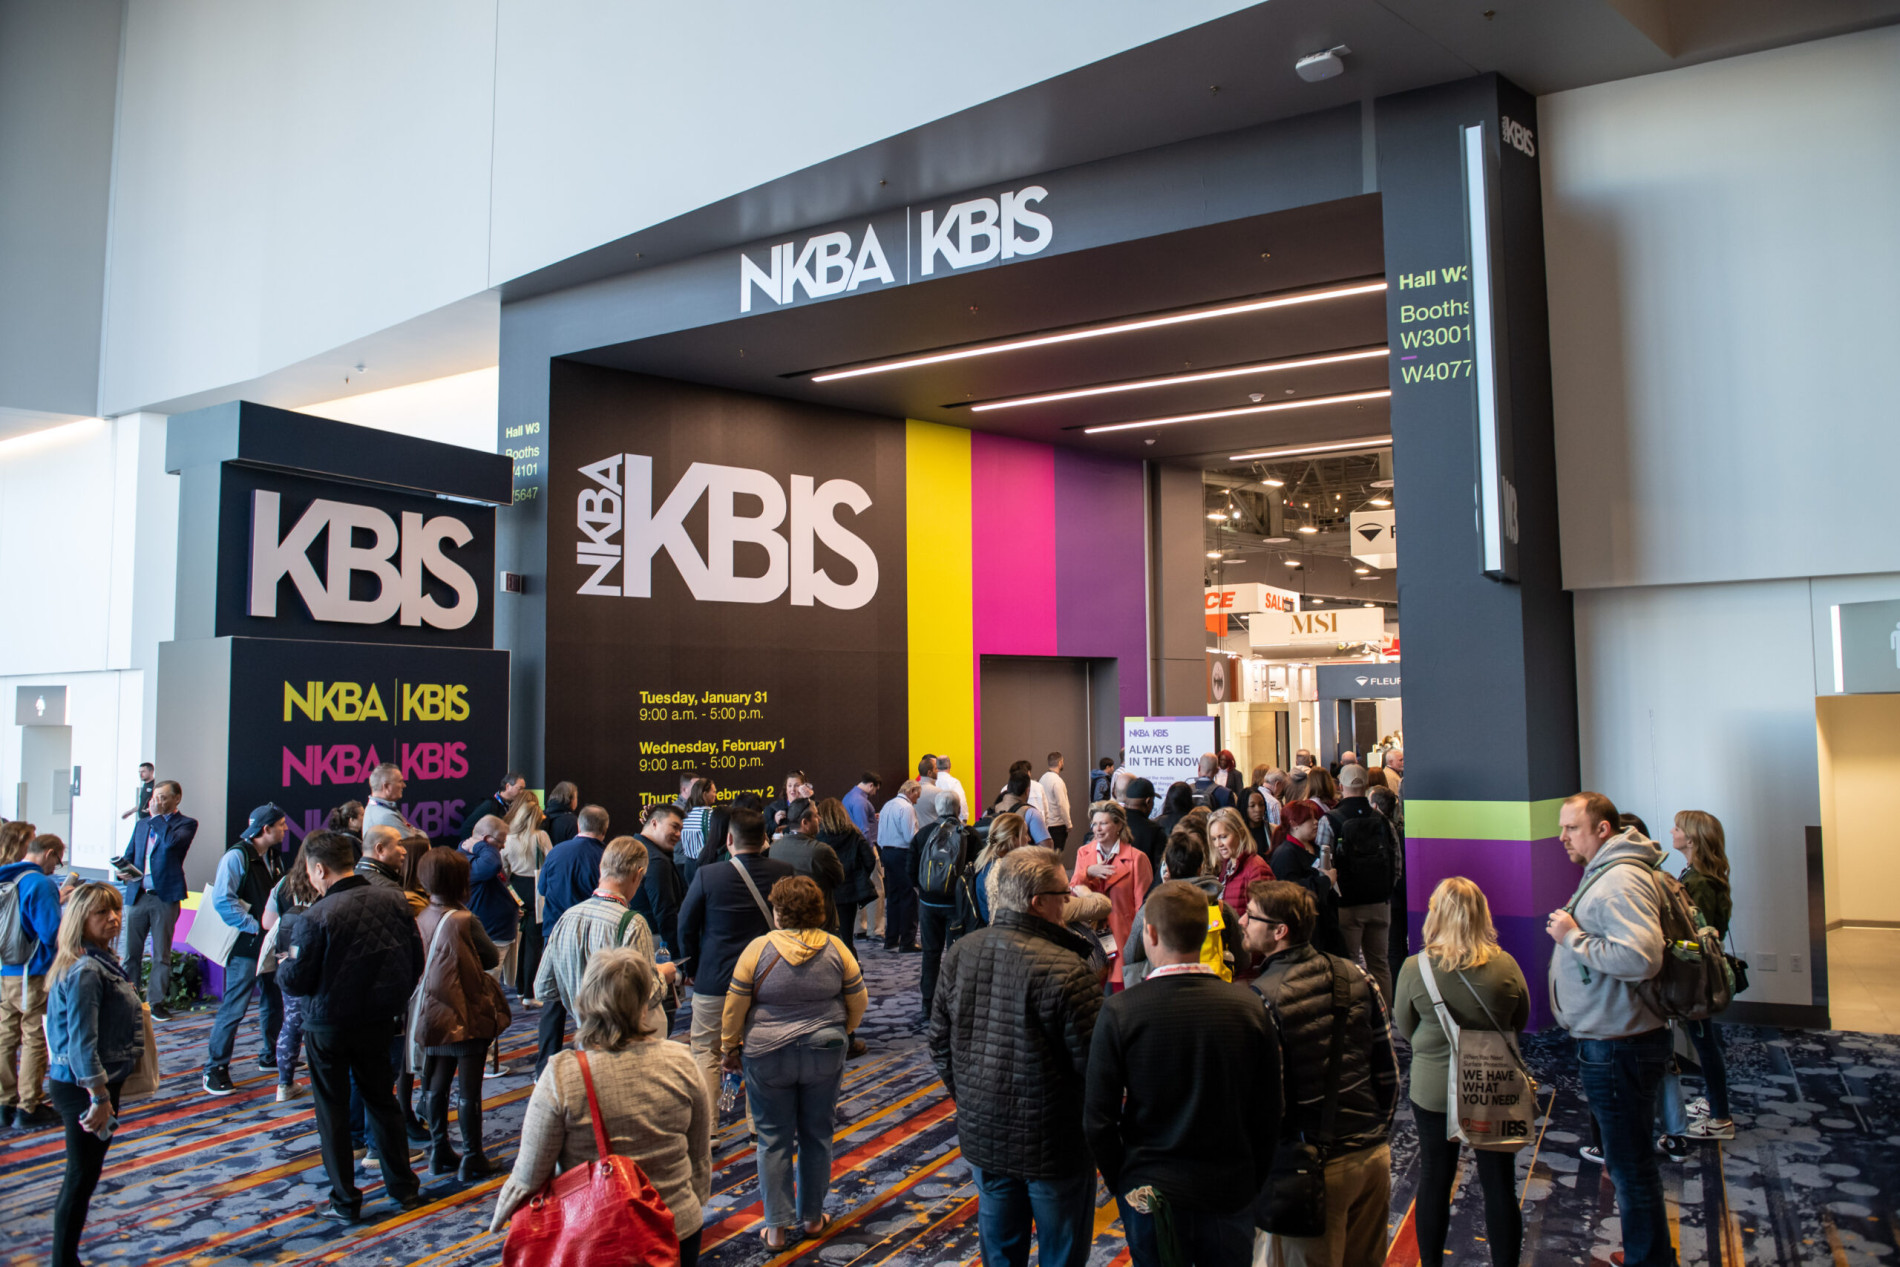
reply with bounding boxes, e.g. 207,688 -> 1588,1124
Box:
249,491 -> 480,628
576,454 -> 878,608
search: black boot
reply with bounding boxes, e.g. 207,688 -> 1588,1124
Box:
401,1072 -> 430,1144
425,1090 -> 460,1175
457,1096 -> 495,1180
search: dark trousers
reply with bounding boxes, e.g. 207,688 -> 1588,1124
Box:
535,995 -> 569,1078
1411,1103 -> 1522,1267
970,1164 -> 1093,1267
835,903 -> 859,957
918,902 -> 952,1014
1116,1193 -> 1253,1267
679,1228 -> 702,1267
880,848 -> 917,948
509,876 -> 543,1000
307,1023 -> 420,1213
1685,1018 -> 1731,1119
205,954 -> 282,1071
1047,824 -> 1070,864
1578,1029 -> 1676,1267
120,892 -> 179,1007
348,1030 -> 406,1147
48,1076 -> 125,1267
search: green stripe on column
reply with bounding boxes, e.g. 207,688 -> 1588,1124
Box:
1406,798 -> 1566,841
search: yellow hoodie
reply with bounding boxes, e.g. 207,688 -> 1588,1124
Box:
720,929 -> 866,1056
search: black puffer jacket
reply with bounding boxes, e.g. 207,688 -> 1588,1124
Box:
819,826 -> 880,906
277,875 -> 425,1031
1325,797 -> 1400,907
928,910 -> 1103,1179
1251,942 -> 1398,1157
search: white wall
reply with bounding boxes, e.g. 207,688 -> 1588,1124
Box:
0,669 -> 147,871
299,367 -> 499,453
1543,26 -> 1900,592
99,0 -> 1255,418
1573,579 -> 1822,1007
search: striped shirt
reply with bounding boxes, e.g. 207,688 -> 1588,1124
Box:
678,807 -> 713,861
534,892 -> 670,1020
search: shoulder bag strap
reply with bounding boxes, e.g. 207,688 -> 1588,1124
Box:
1563,855 -> 1644,916
751,940 -> 784,992
1316,955 -> 1351,1150
1417,953 -> 1461,1056
732,858 -> 774,923
1452,965 -> 1537,1082
575,1049 -> 613,1163
616,907 -> 637,942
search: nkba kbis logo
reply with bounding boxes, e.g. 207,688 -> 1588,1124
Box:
574,455 -> 878,609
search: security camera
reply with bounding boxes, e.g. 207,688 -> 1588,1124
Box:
1296,45 -> 1350,82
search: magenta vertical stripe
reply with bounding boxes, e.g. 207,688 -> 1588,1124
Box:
1053,447 -> 1148,720
970,433 -> 1058,657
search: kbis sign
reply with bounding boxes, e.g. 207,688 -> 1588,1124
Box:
573,453 -> 878,608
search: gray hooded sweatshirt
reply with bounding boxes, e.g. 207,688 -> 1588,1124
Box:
1549,829 -> 1668,1040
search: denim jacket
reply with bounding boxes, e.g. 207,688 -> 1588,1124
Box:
47,950 -> 144,1089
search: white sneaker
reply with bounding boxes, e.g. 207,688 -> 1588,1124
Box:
1685,1096 -> 1711,1119
1686,1117 -> 1735,1140
485,1063 -> 513,1079
275,1083 -> 307,1103
1580,1145 -> 1605,1165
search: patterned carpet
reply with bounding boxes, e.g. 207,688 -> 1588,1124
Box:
4,943 -> 1899,1266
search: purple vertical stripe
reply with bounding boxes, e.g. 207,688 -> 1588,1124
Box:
971,434 -> 1057,657
1053,447 -> 1149,721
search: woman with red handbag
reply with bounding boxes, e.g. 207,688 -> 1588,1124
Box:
491,947 -> 711,1267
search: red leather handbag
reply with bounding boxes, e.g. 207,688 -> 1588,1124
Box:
502,1050 -> 681,1267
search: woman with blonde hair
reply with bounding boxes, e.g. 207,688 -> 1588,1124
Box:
501,788 -> 550,1007
44,882 -> 143,1266
1391,877 -> 1530,1267
493,947 -> 711,1265
1670,809 -> 1735,1141
1208,806 -> 1272,914
973,812 -> 1032,925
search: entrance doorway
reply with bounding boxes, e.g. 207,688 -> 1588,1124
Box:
978,655 -> 1115,863
1818,693 -> 1900,1032
18,723 -> 73,840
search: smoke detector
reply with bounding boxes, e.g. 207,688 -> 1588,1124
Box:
1296,45 -> 1351,82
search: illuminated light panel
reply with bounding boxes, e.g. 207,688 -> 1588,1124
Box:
970,348 -> 1389,412
810,281 -> 1389,382
1230,435 -> 1391,461
1296,526 -> 1319,535
1084,388 -> 1391,435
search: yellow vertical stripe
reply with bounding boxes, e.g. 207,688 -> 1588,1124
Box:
905,420 -> 974,785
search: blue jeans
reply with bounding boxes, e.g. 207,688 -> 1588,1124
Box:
1578,1029 -> 1677,1267
205,955 -> 281,1072
745,1031 -> 846,1227
1117,1192 -> 1254,1267
970,1165 -> 1094,1267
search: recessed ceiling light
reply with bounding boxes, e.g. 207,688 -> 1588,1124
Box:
1083,388 -> 1391,435
1296,525 -> 1319,534
810,280 -> 1389,382
1230,435 -> 1391,461
1369,497 -> 1391,507
1206,551 -> 1223,558
969,347 -> 1390,412
1264,536 -> 1291,543
1309,597 -> 1324,605
1283,560 -> 1302,568
1363,602 -> 1378,608
1354,566 -> 1370,574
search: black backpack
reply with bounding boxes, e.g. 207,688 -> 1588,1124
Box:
1328,806 -> 1397,906
915,820 -> 974,904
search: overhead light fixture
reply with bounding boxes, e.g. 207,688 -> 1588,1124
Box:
809,280 -> 1389,382
1230,435 -> 1391,461
1309,597 -> 1324,605
1262,478 -> 1285,488
1207,512 -> 1225,520
1296,525 -> 1319,535
969,347 -> 1389,413
1369,497 -> 1391,507
1206,551 -> 1224,559
1229,509 -> 1241,518
1084,388 -> 1391,435
1363,602 -> 1378,608
1283,560 -> 1302,568
1354,566 -> 1370,575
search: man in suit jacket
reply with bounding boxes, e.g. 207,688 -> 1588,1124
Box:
111,780 -> 198,1018
677,808 -> 792,1113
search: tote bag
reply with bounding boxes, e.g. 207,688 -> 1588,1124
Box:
120,1004 -> 161,1101
1418,956 -> 1537,1151
502,1050 -> 679,1267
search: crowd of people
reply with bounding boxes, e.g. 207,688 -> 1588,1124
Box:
0,747 -> 1738,1267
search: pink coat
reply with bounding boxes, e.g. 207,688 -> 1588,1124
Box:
1073,840 -> 1154,955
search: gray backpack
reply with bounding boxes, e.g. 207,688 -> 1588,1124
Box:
0,877 -> 38,967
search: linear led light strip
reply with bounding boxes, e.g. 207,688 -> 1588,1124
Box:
1085,388 -> 1390,435
971,347 -> 1389,412
1466,122 -> 1507,577
1229,435 -> 1391,461
809,280 -> 1389,382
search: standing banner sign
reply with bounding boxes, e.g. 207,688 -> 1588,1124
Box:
1121,716 -> 1217,791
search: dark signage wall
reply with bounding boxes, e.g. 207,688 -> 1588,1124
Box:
227,639 -> 510,849
545,362 -> 908,829
216,465 -> 496,648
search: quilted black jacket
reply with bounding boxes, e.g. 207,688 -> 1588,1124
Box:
927,910 -> 1103,1179
1251,942 -> 1399,1157
277,875 -> 425,1031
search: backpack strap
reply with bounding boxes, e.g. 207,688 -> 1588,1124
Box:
731,859 -> 774,923
1563,855 -> 1650,917
616,907 -> 638,943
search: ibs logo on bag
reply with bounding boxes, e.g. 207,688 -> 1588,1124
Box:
573,454 -> 879,609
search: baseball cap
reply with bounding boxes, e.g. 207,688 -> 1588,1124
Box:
241,803 -> 287,840
1123,778 -> 1156,800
